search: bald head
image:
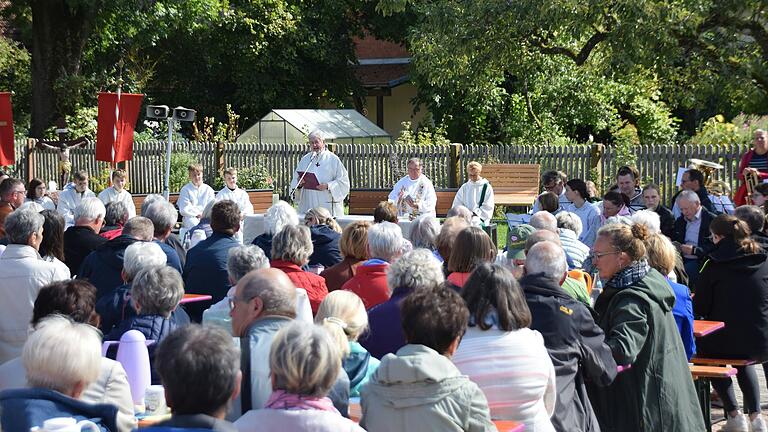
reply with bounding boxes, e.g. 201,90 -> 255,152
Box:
238,268 -> 296,318
525,229 -> 561,253
530,211 -> 558,232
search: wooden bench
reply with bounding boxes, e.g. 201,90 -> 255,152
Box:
131,189 -> 273,216
348,188 -> 458,217
481,163 -> 540,207
691,357 -> 756,367
690,363 -> 739,432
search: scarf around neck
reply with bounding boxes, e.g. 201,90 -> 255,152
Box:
264,390 -> 338,413
605,259 -> 650,289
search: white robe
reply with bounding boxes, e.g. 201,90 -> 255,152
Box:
388,175 -> 437,217
98,187 -> 136,219
216,186 -> 254,216
290,150 -> 350,216
452,178 -> 495,223
178,182 -> 215,230
57,188 -> 97,228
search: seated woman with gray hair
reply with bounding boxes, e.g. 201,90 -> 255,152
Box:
100,201 -> 130,240
0,315 -> 120,432
235,321 -> 365,432
304,206 -> 343,268
105,265 -> 188,384
409,214 -> 441,256
270,224 -> 329,314
252,200 -> 299,260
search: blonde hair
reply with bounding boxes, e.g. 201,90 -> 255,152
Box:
315,291 -> 369,357
223,167 -> 237,177
597,223 -> 648,261
111,169 -> 127,181
187,163 -> 203,174
643,232 -> 676,275
467,161 -> 482,172
305,207 -> 341,233
23,315 -> 101,394
339,221 -> 370,260
270,322 -> 341,397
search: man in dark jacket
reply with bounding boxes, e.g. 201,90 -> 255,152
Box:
670,168 -> 718,215
184,200 -> 241,321
673,190 -> 716,289
735,205 -> 768,253
79,217 -> 155,300
521,241 -> 617,432
63,197 -> 107,276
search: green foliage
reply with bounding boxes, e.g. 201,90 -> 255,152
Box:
688,114 -> 768,148
0,36 -> 31,133
393,121 -> 451,146
88,163 -> 115,194
212,162 -> 274,190
42,106 -> 98,140
168,152 -> 200,193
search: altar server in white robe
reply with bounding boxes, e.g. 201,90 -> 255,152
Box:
178,163 -> 215,230
216,167 -> 253,242
97,169 -> 136,219
57,170 -> 96,228
290,130 -> 350,217
388,157 -> 437,218
452,161 -> 495,224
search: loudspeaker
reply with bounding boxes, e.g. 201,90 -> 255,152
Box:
173,106 -> 196,122
146,105 -> 170,119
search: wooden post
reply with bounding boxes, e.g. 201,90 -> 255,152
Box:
25,138 -> 36,183
590,142 -> 604,191
215,141 -> 225,177
327,142 -> 337,154
449,143 -> 462,188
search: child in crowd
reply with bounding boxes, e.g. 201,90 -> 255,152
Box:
98,169 -> 136,219
178,163 -> 215,233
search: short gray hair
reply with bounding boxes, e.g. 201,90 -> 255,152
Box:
367,221 -> 403,262
308,130 -> 325,142
630,210 -> 661,234
141,194 -> 166,216
104,201 -> 129,226
271,224 -> 313,265
270,321 -> 340,397
409,215 -> 440,249
525,241 -> 568,279
74,197 -> 106,223
530,211 -> 558,232
677,190 -> 700,205
123,242 -> 167,281
387,248 -> 444,293
227,245 -> 269,282
23,315 -> 101,394
131,265 -> 184,317
264,201 -> 299,235
144,200 -> 178,235
239,268 -> 296,317
447,205 -> 473,223
5,208 -> 44,244
123,216 -> 155,241
556,211 -> 583,236
407,157 -> 421,167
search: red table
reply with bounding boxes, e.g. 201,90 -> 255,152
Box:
693,320 -> 725,338
179,294 -> 213,304
494,420 -> 524,432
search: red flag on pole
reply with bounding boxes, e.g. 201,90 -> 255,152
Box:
0,93 -> 14,166
96,92 -> 144,163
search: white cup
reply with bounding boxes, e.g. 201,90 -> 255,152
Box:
144,385 -> 167,416
30,417 -> 100,432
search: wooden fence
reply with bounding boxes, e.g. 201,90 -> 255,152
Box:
10,138 -> 748,204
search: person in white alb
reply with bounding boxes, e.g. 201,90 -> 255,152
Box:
388,158 -> 437,218
216,167 -> 253,243
57,170 -> 96,228
452,161 -> 495,225
290,130 -> 350,217
97,169 -> 136,220
178,163 -> 215,231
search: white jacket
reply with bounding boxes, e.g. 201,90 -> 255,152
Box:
57,188 -> 96,228
452,178 -> 495,223
178,182 -> 215,229
98,187 -> 136,219
0,245 -> 70,364
216,186 -> 254,216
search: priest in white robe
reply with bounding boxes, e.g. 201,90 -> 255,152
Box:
97,169 -> 136,219
57,170 -> 96,228
290,130 -> 350,217
452,161 -> 495,224
388,158 -> 437,218
178,163 -> 215,230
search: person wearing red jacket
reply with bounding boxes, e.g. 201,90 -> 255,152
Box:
735,129 -> 768,205
269,224 -> 328,314
342,222 -> 404,309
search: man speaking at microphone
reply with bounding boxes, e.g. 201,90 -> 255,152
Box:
290,130 -> 350,216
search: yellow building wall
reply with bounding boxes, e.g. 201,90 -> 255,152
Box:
364,83 -> 427,138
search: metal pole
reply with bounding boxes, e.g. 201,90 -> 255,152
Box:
163,118 -> 174,200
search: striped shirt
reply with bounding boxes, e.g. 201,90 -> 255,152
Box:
749,153 -> 768,172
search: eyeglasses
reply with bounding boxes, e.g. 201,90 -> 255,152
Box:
543,183 -> 561,191
12,190 -> 26,195
589,250 -> 621,260
228,294 -> 255,310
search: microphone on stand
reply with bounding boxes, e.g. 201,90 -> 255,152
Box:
289,151 -> 319,202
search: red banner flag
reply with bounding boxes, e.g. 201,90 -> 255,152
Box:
0,93 -> 14,166
96,92 -> 144,164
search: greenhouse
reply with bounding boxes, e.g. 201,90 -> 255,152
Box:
237,109 -> 392,144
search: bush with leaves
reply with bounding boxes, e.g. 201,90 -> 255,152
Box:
212,162 -> 273,191
688,114 -> 768,149
167,152 -> 201,193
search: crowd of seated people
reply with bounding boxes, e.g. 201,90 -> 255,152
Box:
4,138 -> 768,432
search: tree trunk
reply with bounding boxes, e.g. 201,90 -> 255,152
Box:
30,0 -> 98,137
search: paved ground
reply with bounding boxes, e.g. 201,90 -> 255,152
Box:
711,364 -> 768,431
